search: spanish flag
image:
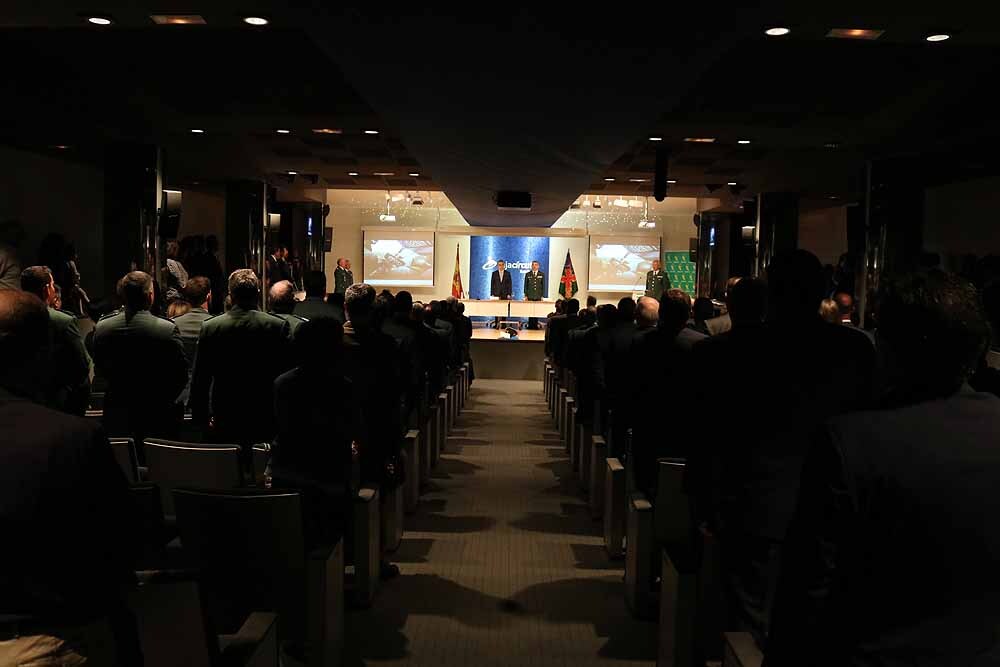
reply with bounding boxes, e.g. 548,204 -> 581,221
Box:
451,244 -> 464,298
558,250 -> 578,299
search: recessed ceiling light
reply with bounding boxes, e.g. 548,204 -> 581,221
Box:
648,136 -> 663,141
827,28 -> 884,40
243,16 -> 268,26
727,182 -> 738,186
51,145 -> 71,150
190,128 -> 205,134
667,179 -> 677,184
287,171 -> 298,175
364,129 -> 379,135
765,27 -> 790,36
87,16 -> 113,25
312,128 -> 342,135
738,139 -> 751,145
628,178 -> 648,183
684,137 -> 716,143
348,172 -> 359,176
604,177 -> 615,182
926,33 -> 951,42
408,172 -> 420,177
276,129 -> 290,134
151,14 -> 206,25
373,172 -> 395,176
828,195 -> 840,200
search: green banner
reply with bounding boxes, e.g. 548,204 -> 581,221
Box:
663,251 -> 697,296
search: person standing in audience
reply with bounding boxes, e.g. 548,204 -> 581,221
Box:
189,269 -> 291,446
524,260 -> 546,329
341,283 -> 404,579
706,276 -> 741,336
383,291 -> 421,425
267,246 -> 291,287
272,317 -> 358,548
548,297 -> 580,370
604,297 -> 638,454
333,257 -> 354,295
20,265 -> 91,415
294,270 -> 342,322
544,298 -> 565,357
644,259 -> 670,300
635,296 -> 659,332
269,280 -> 307,338
172,277 -> 213,408
0,290 -> 141,665
689,296 -> 715,336
163,240 -> 188,303
576,304 -> 618,431
586,295 -> 597,311
94,271 -> 188,445
663,290 -> 705,350
0,220 -> 24,291
766,270 -> 1000,666
818,298 -> 839,324
203,235 -> 225,314
685,251 -> 874,646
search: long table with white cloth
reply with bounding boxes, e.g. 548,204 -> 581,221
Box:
460,299 -> 557,318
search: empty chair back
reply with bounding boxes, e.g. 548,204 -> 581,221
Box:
251,443 -> 271,487
144,439 -> 242,516
173,488 -> 307,635
128,483 -> 168,568
129,570 -> 217,667
110,437 -> 139,484
655,458 -> 692,549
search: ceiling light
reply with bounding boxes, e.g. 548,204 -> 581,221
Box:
51,145 -> 71,150
373,172 -> 395,176
667,179 -> 677,184
190,128 -> 204,134
628,178 -> 648,183
163,189 -> 182,194
348,172 -> 359,176
243,16 -> 268,26
364,129 -> 379,135
604,177 -> 615,182
684,137 -> 716,143
379,214 -> 397,223
276,129 -> 290,134
827,28 -> 884,40
926,33 -> 951,42
613,197 -> 629,208
727,181 -> 738,186
391,194 -> 404,202
648,136 -> 663,141
151,14 -> 206,25
408,172 -> 420,177
765,27 -> 790,36
738,139 -> 751,145
287,171 -> 297,175
628,199 -> 644,208
824,142 -> 840,149
87,16 -> 113,25
312,128 -> 342,135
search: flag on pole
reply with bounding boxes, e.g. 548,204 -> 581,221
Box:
558,249 -> 578,299
451,244 -> 464,298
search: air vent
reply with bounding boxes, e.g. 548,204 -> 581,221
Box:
496,191 -> 532,211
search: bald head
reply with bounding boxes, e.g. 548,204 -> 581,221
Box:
0,290 -> 49,392
636,296 -> 660,328
269,280 -> 296,314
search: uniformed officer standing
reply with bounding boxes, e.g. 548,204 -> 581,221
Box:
268,279 -> 308,338
334,257 -> 354,295
93,271 -> 188,445
644,259 -> 671,300
523,260 -> 546,330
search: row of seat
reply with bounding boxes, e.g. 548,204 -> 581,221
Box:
92,363 -> 472,667
544,361 -> 757,667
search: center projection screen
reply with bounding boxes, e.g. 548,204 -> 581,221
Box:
588,237 -> 661,291
362,230 -> 436,287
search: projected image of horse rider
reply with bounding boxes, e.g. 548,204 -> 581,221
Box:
490,259 -> 513,328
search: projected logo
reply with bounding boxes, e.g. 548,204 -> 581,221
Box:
469,236 -> 550,300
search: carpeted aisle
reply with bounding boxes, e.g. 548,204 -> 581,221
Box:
343,379 -> 657,667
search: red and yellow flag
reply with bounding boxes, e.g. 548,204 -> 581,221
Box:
558,250 -> 578,299
451,244 -> 465,298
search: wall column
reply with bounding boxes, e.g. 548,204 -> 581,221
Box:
102,143 -> 162,294
224,181 -> 268,309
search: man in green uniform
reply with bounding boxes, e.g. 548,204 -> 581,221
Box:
334,257 -> 354,295
644,259 -> 671,300
93,271 -> 188,442
20,265 -> 91,415
523,260 -> 546,329
190,269 -> 291,445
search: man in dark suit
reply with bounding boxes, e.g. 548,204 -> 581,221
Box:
766,270 -> 1000,666
294,270 -> 342,323
267,246 -> 291,286
524,260 -> 545,329
93,271 -> 188,443
547,297 -> 580,371
171,277 -> 214,406
490,259 -> 513,329
20,265 -> 91,415
0,290 -> 140,665
644,259 -> 670,300
382,291 -> 421,426
190,269 -> 291,445
685,251 -> 875,645
268,280 -> 307,338
333,258 -> 354,295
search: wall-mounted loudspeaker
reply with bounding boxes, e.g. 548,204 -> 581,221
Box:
496,191 -> 532,211
689,237 -> 699,263
324,226 -> 333,252
158,189 -> 183,239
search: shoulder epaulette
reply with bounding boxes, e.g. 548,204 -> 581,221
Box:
97,309 -> 123,321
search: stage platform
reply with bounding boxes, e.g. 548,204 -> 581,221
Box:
470,328 -> 545,380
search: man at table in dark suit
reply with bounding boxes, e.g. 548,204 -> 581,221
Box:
523,260 -> 545,330
333,258 -> 354,295
644,259 -> 670,300
490,259 -> 513,329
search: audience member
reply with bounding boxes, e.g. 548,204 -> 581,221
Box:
635,296 -> 659,331
294,270 -> 342,322
269,279 -> 307,338
166,299 -> 191,319
93,271 -> 188,445
20,265 -> 91,415
272,317 -> 358,548
0,220 -> 24,291
0,290 -> 140,665
172,277 -> 213,406
586,295 -> 597,310
382,291 -> 422,423
685,251 -> 875,645
163,240 -> 188,303
727,277 -> 767,329
548,297 -> 580,370
189,269 -> 291,445
326,291 -> 346,321
767,270 -> 1000,666
690,296 -> 715,336
706,276 -> 741,335
819,298 -> 839,324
